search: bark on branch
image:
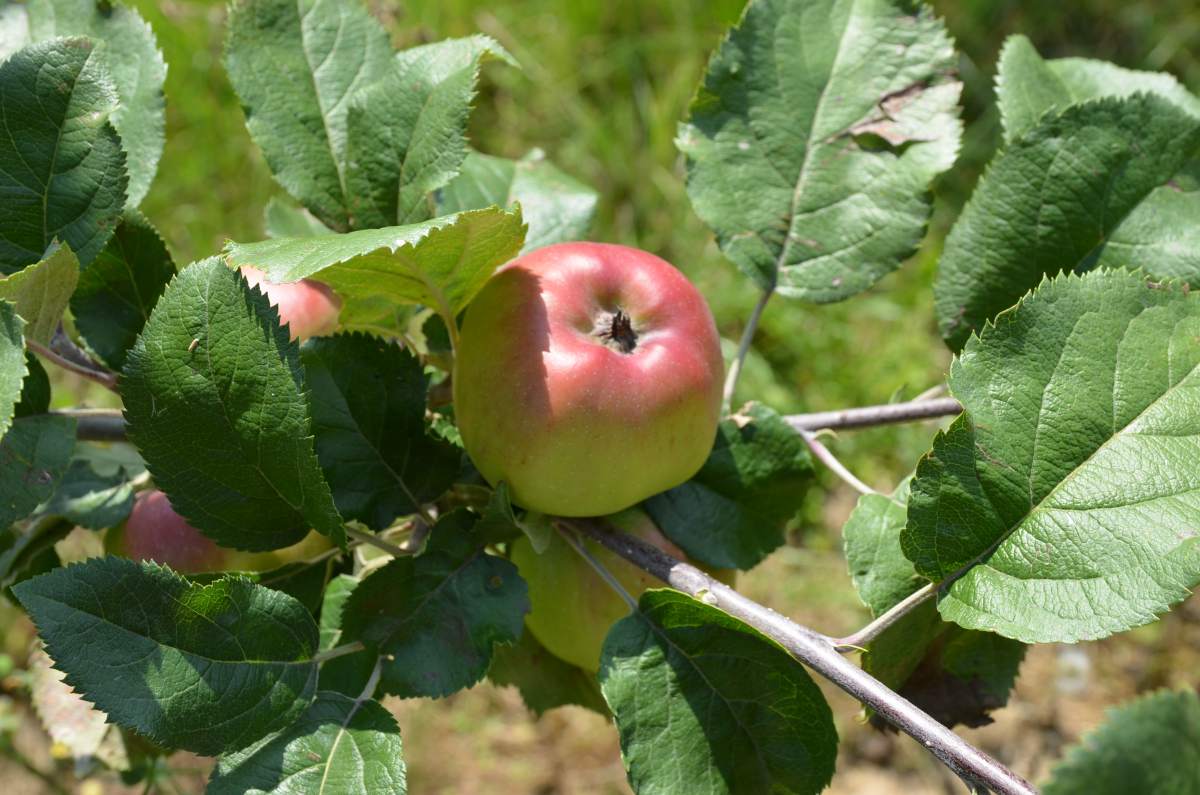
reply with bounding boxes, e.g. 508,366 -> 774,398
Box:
563,518 -> 1034,795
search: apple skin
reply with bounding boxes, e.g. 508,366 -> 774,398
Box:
512,507 -> 735,672
455,242 -> 723,517
106,490 -> 332,574
239,265 -> 341,341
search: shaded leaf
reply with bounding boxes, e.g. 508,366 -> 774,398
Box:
318,573 -> 358,651
225,0 -> 393,230
13,556 -> 320,756
209,691 -> 406,794
302,333 -> 460,530
71,212 -> 174,369
225,208 -> 525,336
346,36 -> 516,228
864,601 -> 1024,730
645,402 -> 813,570
25,0 -> 167,206
1042,689 -> 1200,795
601,590 -> 837,795
122,257 -> 344,551
843,482 -> 1024,729
0,300 -> 26,439
0,37 -> 126,274
488,626 -> 608,717
438,149 -> 598,253
0,243 -> 80,344
14,353 -> 50,418
0,414 -> 75,528
339,510 -> 528,698
678,0 -> 961,301
906,271 -> 1200,643
934,94 -> 1200,349
37,458 -> 134,529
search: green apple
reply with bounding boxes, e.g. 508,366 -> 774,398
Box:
106,489 -> 332,574
511,507 -> 736,672
454,242 -> 723,517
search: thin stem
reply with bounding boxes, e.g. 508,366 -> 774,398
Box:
785,396 -> 962,432
565,518 -> 1035,795
834,582 -> 938,651
800,429 -> 878,496
722,287 -> 773,414
27,340 -> 119,391
311,640 -> 367,665
345,526 -> 416,558
554,521 -> 638,610
356,655 -> 384,704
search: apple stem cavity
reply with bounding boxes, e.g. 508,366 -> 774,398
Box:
597,308 -> 638,354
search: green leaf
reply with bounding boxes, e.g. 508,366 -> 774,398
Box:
488,626 -> 608,717
996,35 -> 1200,144
224,0 -> 393,231
905,270 -> 1200,643
842,478 -> 920,616
0,414 -> 75,528
677,0 -> 961,301
346,36 -> 516,228
25,0 -> 167,207
318,573 -> 358,651
14,353 -> 50,418
842,482 -> 1024,729
863,600 -> 1025,730
36,457 -> 134,530
645,402 -> 813,570
438,149 -> 598,254
600,590 -> 837,795
71,212 -> 174,370
0,37 -> 126,274
225,208 -> 525,336
1042,689 -> 1200,795
339,510 -> 528,698
301,334 -> 460,530
264,197 -> 333,239
121,258 -> 345,551
209,691 -> 406,794
0,300 -> 26,439
14,557 -> 320,756
934,94 -> 1200,350
0,243 -> 80,344
0,518 -> 71,592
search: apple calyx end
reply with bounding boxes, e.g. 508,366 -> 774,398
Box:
597,309 -> 639,354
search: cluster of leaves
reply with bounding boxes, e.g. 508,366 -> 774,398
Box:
0,0 -> 1197,793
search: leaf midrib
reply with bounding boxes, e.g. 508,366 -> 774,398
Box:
941,332 -> 1200,586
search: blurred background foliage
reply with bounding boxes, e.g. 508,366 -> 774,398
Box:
12,1 -> 1196,792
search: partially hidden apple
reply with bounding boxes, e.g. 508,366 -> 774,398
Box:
455,242 -> 723,517
106,489 -> 332,574
239,265 -> 341,341
512,507 -> 735,672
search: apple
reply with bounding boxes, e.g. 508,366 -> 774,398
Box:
106,490 -> 332,574
511,507 -> 736,672
238,265 -> 341,340
455,242 -> 723,517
